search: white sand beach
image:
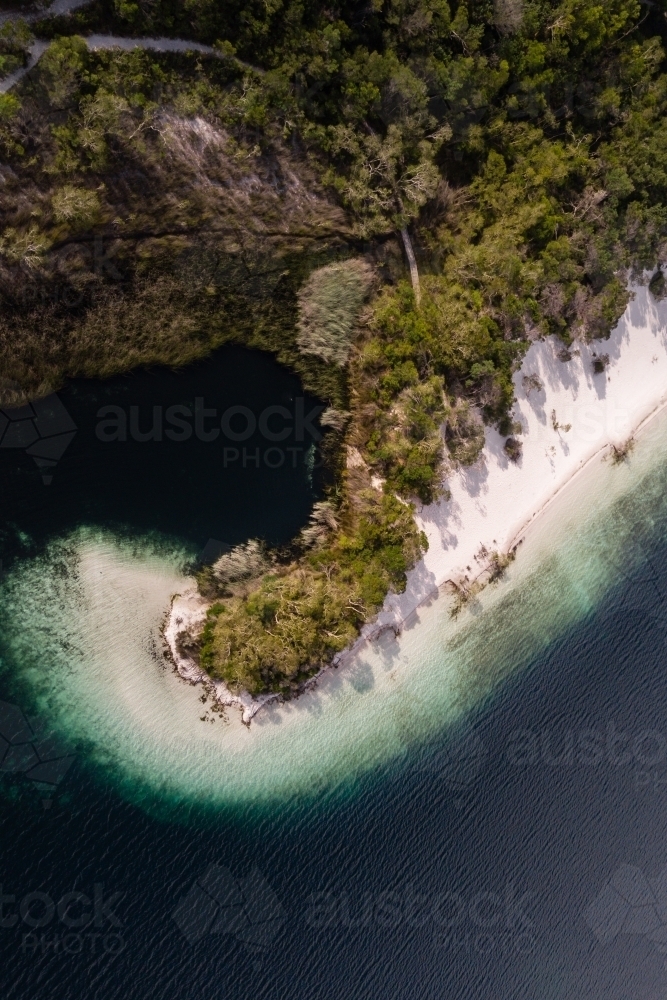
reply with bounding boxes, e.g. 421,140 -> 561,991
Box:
11,306 -> 667,798
165,277 -> 667,721
368,279 -> 667,637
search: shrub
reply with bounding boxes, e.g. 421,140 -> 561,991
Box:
38,35 -> 89,109
211,539 -> 268,589
300,500 -> 339,549
649,270 -> 666,301
0,20 -> 32,83
320,407 -> 350,433
446,400 -> 485,466
0,225 -> 50,268
0,20 -> 32,54
367,375 -> 448,503
550,410 -> 571,433
296,258 -> 373,366
522,373 -> 544,396
504,437 -> 522,463
0,93 -> 20,125
610,438 -> 634,464
52,186 -> 102,229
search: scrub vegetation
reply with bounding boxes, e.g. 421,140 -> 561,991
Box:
0,19 -> 33,82
198,490 -> 424,695
2,0 -> 667,692
296,257 -> 374,365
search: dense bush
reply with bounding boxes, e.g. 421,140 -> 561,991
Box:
199,490 -> 426,694
0,19 -> 32,82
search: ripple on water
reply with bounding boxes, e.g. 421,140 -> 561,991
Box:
2,410 -> 667,814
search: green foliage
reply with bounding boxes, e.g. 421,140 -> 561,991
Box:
114,0 -> 141,23
0,225 -> 51,268
0,19 -> 32,52
650,270 -> 667,301
323,114 -> 449,236
503,435 -> 522,463
0,19 -> 32,81
39,34 -> 89,108
366,374 -> 448,500
2,0 -> 667,691
199,568 -> 360,694
352,275 -> 515,503
0,93 -> 20,120
200,489 -> 426,694
446,399 -> 486,465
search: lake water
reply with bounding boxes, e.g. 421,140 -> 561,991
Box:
1,349 -> 667,999
0,344 -> 324,568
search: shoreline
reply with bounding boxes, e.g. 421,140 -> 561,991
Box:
506,392 -> 667,554
369,279 -> 667,635
164,279 -> 667,722
162,585 -> 282,726
371,390 -> 667,643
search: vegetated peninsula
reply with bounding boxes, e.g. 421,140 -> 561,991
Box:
1,0 -> 667,701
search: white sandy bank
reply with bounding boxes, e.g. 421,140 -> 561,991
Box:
165,278 -> 667,721
164,586 -> 282,724
370,279 -> 667,638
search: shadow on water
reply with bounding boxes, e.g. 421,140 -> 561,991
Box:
0,344 -> 325,567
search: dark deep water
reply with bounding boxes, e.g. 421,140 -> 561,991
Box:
1,349 -> 667,999
2,535 -> 667,998
0,344 -> 324,569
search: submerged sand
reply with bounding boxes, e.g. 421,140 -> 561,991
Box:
3,281 -> 667,805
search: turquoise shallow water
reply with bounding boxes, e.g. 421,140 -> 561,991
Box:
2,399 -> 667,1000
2,404 -> 667,813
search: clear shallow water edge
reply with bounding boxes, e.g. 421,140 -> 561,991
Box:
1,400 -> 667,815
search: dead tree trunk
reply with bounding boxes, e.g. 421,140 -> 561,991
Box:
400,227 -> 421,308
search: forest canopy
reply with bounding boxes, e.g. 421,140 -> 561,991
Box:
2,0 -> 666,424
